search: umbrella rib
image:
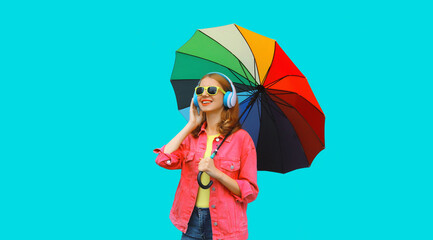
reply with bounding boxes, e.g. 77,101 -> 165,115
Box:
236,92 -> 253,106
259,93 -> 280,126
237,60 -> 257,89
239,105 -> 251,125
264,75 -> 307,89
260,42 -> 304,86
256,93 -> 262,121
227,68 -> 255,92
261,41 -> 277,84
238,91 -> 259,106
264,90 -> 325,147
240,101 -> 255,126
254,58 -> 258,82
264,89 -> 325,117
239,97 -> 249,105
239,93 -> 260,126
266,90 -> 322,122
238,93 -> 253,98
264,91 -> 296,95
233,84 -> 250,94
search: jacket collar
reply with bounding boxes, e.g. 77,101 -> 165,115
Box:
198,122 -> 233,143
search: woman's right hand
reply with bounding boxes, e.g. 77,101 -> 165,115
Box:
188,98 -> 204,129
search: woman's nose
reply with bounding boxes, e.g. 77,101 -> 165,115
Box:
201,88 -> 210,96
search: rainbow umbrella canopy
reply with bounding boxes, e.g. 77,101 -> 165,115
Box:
170,24 -> 325,173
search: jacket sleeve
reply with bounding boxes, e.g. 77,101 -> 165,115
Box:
232,134 -> 259,204
153,135 -> 190,170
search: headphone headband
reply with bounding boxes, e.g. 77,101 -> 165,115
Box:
206,72 -> 237,108
207,72 -> 236,92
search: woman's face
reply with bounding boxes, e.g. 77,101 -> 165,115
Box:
197,77 -> 225,114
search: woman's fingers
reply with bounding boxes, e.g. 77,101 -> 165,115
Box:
190,97 -> 195,108
189,97 -> 204,127
198,157 -> 218,178
191,98 -> 199,114
198,157 -> 206,171
198,157 -> 212,171
189,98 -> 195,113
189,98 -> 198,121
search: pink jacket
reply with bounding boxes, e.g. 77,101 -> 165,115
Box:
154,123 -> 259,240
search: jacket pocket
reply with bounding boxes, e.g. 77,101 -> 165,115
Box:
185,151 -> 195,163
183,151 -> 198,175
219,157 -> 241,178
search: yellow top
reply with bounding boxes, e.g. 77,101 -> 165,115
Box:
195,134 -> 219,208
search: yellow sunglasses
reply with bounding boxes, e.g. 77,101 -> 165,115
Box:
195,86 -> 226,96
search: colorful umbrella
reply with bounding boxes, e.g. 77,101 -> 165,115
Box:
170,24 -> 325,173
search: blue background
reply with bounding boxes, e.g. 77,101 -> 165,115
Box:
1,1 -> 432,239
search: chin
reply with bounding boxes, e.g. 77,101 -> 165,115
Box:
201,107 -> 214,113
199,105 -> 214,111
199,102 -> 224,113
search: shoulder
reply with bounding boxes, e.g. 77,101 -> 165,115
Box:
231,129 -> 256,159
232,128 -> 249,138
232,129 -> 254,145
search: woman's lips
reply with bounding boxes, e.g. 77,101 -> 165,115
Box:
201,100 -> 212,106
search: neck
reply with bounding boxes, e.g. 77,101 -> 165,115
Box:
205,109 -> 223,135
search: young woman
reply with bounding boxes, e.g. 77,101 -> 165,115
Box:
154,72 -> 259,240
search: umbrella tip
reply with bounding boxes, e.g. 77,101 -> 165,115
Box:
257,85 -> 265,92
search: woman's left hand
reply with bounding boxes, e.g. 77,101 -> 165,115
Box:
198,157 -> 221,179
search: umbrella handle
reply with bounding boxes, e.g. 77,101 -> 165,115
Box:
197,171 -> 213,189
197,152 -> 216,189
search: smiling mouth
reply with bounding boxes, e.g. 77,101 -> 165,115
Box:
201,100 -> 212,106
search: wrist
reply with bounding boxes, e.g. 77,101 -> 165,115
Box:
185,122 -> 197,131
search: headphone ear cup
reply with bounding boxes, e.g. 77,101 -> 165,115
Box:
193,93 -> 199,107
223,91 -> 233,108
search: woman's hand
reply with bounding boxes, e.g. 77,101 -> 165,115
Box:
198,157 -> 221,179
188,97 -> 204,129
198,157 -> 240,197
